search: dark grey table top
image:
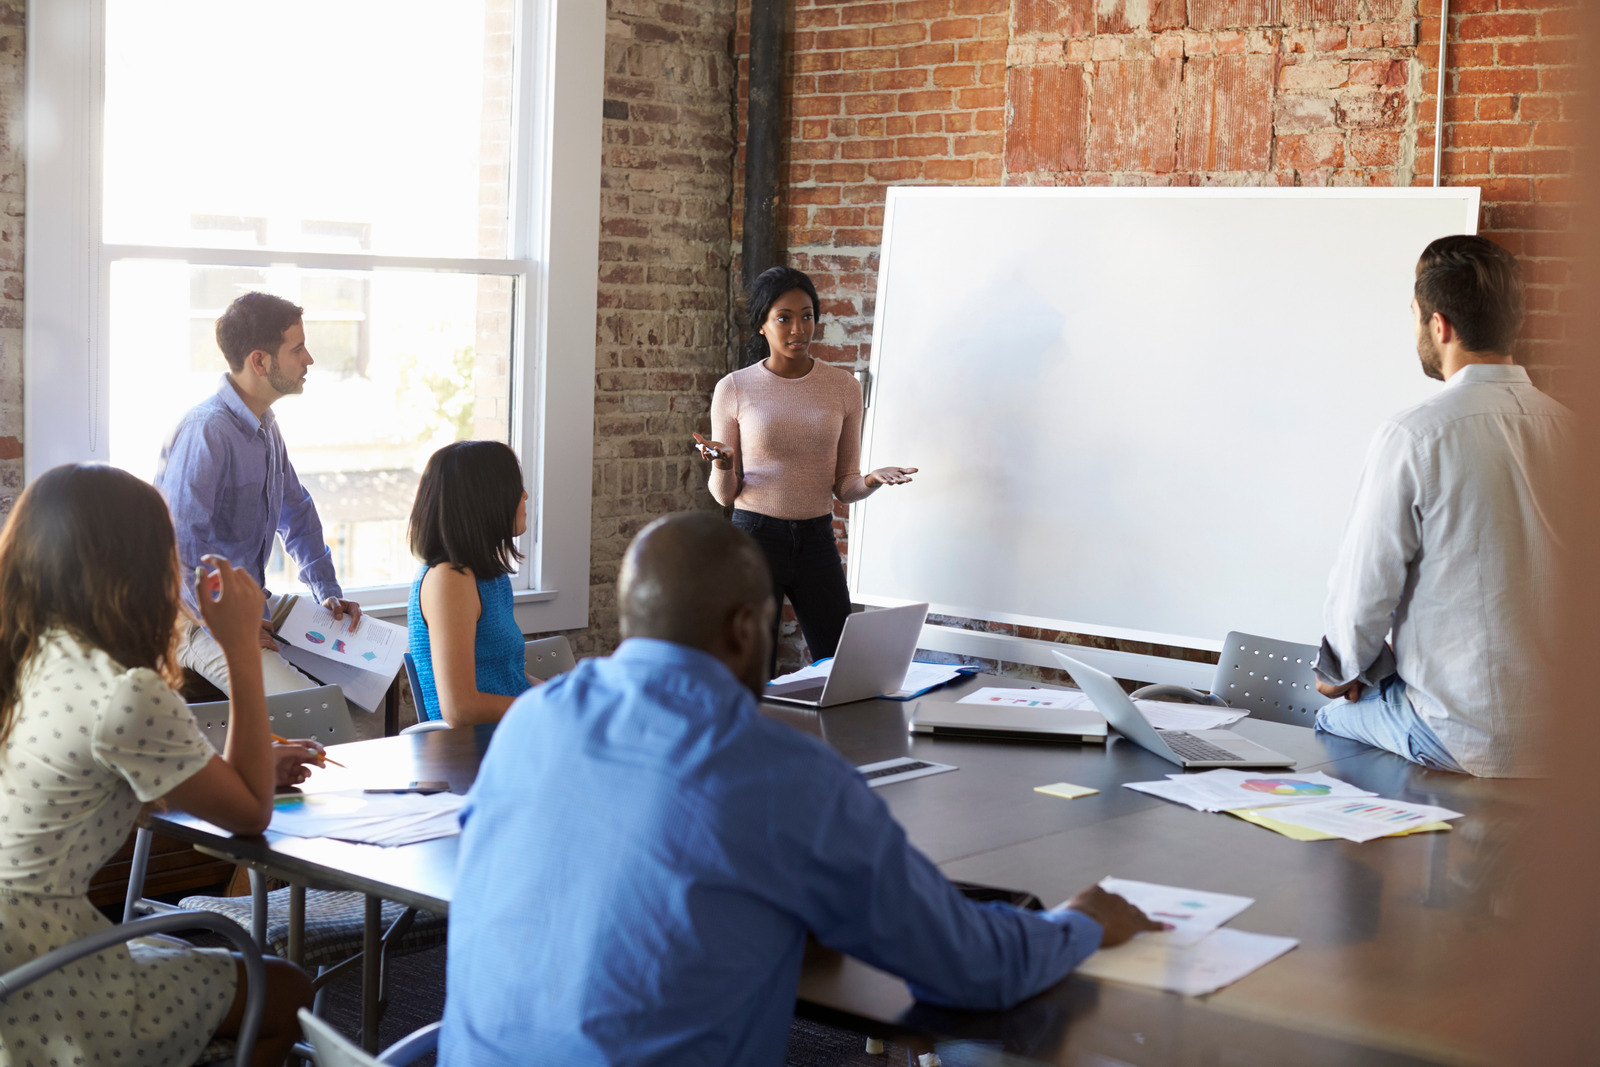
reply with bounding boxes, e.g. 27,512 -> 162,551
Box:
148,674 -> 1525,1066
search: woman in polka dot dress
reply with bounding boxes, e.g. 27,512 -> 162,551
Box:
0,465 -> 315,1066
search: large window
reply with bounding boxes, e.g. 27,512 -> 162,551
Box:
27,0 -> 604,630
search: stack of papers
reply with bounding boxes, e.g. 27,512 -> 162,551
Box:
768,660 -> 969,700
270,790 -> 465,847
1075,878 -> 1298,996
954,688 -> 1245,730
1260,798 -> 1463,842
276,599 -> 408,713
1124,769 -> 1377,813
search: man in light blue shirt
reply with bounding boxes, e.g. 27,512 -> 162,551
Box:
154,292 -> 361,695
443,512 -> 1159,1067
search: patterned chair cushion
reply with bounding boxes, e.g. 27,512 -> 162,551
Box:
179,887 -> 447,970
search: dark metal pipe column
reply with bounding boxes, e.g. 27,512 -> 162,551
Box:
742,0 -> 785,302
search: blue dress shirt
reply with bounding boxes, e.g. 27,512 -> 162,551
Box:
153,375 -> 342,615
407,567 -> 530,721
442,639 -> 1103,1067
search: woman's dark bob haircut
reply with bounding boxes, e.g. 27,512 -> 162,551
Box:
408,441 -> 525,578
742,265 -> 821,367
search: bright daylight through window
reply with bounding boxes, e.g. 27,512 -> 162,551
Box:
103,0 -> 519,595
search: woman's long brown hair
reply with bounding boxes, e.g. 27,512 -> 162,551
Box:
0,464 -> 188,744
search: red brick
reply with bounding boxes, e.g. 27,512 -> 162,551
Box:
1348,129 -> 1402,166
898,89 -> 955,110
1349,60 -> 1407,88
868,68 -> 925,91
1013,0 -> 1094,37
838,2 -> 894,24
866,159 -> 921,180
898,43 -> 957,65
790,185 -> 842,205
1150,0 -> 1187,31
1455,12 -> 1539,39
1190,0 -> 1278,30
1540,67 -> 1580,93
924,158 -> 977,180
843,92 -> 898,114
1494,148 -> 1573,175
1276,132 -> 1345,168
818,71 -> 873,93
1087,58 -> 1183,172
1538,8 -> 1579,35
871,23 -> 928,46
956,39 -> 1007,62
794,52 -> 843,73
1335,88 -> 1408,130
911,113 -> 941,133
1278,60 -> 1348,91
1533,121 -> 1578,148
1456,68 -> 1539,94
896,134 -> 950,156
1496,39 -> 1578,67
956,85 -> 1006,107
930,17 -> 981,39
895,0 -> 953,20
842,48 -> 900,70
1475,96 -> 1516,121
840,138 -> 895,158
953,132 -> 1004,153
1518,96 -> 1563,122
816,27 -> 872,50
1487,202 -> 1570,231
1179,54 -> 1273,171
1004,64 -> 1089,173
932,64 -> 976,87
1450,123 -> 1531,148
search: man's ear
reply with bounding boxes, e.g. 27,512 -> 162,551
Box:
1431,311 -> 1455,346
244,348 -> 273,376
727,602 -> 761,663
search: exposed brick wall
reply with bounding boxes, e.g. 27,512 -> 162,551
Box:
579,0 -> 739,656
0,0 -> 23,521
732,0 -> 1578,669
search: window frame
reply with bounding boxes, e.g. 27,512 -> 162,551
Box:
25,0 -> 603,633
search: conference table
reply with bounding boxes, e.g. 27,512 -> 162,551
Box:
144,672 -> 1525,1065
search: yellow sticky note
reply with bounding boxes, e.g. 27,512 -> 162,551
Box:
1035,782 -> 1099,800
1230,808 -> 1452,841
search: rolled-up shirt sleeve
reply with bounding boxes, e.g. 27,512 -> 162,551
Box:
1315,420 -> 1426,687
793,767 -> 1102,1010
278,457 -> 342,604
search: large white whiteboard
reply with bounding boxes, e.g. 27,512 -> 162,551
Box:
849,187 -> 1480,651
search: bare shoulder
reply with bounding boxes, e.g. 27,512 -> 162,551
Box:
419,564 -> 482,616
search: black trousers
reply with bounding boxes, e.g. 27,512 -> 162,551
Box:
731,509 -> 852,668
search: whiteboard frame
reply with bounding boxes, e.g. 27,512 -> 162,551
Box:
849,186 -> 1481,667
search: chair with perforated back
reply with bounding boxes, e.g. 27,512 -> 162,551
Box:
1130,630 -> 1325,727
524,634 -> 575,681
123,685 -> 449,1028
399,653 -> 450,734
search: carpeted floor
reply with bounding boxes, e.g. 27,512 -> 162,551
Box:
304,942 -> 912,1066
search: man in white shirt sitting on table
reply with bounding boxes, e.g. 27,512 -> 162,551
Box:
1313,235 -> 1571,777
441,512 -> 1161,1067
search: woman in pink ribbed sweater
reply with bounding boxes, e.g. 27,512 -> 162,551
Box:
693,266 -> 917,665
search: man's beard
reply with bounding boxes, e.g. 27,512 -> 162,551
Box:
1417,332 -> 1444,382
266,354 -> 305,395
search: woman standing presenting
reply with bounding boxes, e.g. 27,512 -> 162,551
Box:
694,266 -> 917,663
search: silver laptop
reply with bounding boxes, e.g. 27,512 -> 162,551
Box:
911,699 -> 1107,743
1052,651 -> 1295,769
764,602 -> 929,708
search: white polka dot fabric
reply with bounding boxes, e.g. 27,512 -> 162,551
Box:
0,631 -> 235,1066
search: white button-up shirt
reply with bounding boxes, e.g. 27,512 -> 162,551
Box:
1315,363 -> 1572,777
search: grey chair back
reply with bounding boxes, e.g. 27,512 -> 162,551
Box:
1210,631 -> 1323,726
188,684 -> 358,751
525,635 -> 576,681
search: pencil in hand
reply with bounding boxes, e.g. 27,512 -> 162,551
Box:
272,733 -> 345,769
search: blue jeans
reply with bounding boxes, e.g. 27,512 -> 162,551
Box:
731,510 -> 853,668
1314,676 -> 1466,773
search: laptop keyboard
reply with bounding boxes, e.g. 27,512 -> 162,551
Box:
1160,731 -> 1244,762
860,761 -> 936,781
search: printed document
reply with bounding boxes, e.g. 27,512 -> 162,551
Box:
1124,769 -> 1377,813
1098,877 -> 1254,947
277,599 -> 405,677
1263,798 -> 1464,843
1076,927 -> 1299,996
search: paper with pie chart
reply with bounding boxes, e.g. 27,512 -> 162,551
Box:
1098,877 -> 1255,947
1123,769 -> 1377,813
276,597 -> 406,677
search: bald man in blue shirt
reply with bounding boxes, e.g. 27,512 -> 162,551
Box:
442,512 -> 1158,1067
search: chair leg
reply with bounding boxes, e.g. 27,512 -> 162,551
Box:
123,827 -> 155,923
289,884 -> 306,967
361,894 -> 382,1052
248,868 -> 269,948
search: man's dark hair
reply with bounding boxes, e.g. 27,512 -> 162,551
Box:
741,265 -> 821,367
1414,235 -> 1524,355
215,291 -> 304,372
619,512 -> 772,651
408,440 -> 526,578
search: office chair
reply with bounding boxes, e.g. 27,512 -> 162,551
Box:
298,1008 -> 440,1067
0,911 -> 266,1067
1130,630 -> 1324,727
124,686 -> 449,1026
400,636 -> 576,734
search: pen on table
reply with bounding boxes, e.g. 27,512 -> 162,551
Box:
272,733 -> 345,768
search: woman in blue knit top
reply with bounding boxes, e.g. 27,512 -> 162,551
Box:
407,441 -> 536,725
